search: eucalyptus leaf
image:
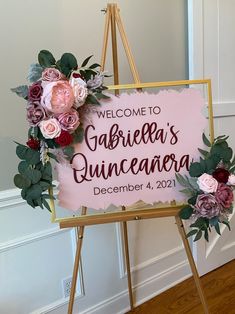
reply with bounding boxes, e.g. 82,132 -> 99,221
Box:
16,145 -> 28,160
38,50 -> 56,67
14,174 -> 31,189
11,85 -> 28,99
18,161 -> 29,174
179,206 -> 193,220
189,162 -> 203,177
27,184 -> 43,199
25,168 -> 41,184
60,53 -> 78,76
28,63 -> 43,82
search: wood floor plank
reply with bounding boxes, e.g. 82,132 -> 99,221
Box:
127,259 -> 235,314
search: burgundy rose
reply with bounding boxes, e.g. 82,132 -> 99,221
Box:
215,183 -> 234,208
28,82 -> 43,102
27,103 -> 46,126
54,130 -> 73,147
212,167 -> 230,184
26,138 -> 40,150
195,194 -> 221,219
57,109 -> 80,132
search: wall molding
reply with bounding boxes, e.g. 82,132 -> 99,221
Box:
0,183 -> 59,210
115,221 -> 185,279
0,227 -> 70,253
77,260 -> 190,314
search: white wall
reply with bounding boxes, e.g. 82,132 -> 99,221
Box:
189,0 -> 235,275
0,1 -> 190,313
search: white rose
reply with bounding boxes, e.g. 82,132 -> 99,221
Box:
69,75 -> 87,87
69,74 -> 88,107
39,118 -> 61,139
73,84 -> 88,107
197,173 -> 218,193
228,174 -> 235,185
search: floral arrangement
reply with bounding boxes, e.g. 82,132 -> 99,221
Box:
12,50 -> 109,210
176,134 -> 234,242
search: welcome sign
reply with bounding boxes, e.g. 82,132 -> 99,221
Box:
56,88 -> 207,211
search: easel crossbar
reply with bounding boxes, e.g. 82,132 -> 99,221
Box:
107,78 -> 211,90
59,206 -> 182,228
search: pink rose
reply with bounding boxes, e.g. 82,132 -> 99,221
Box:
27,103 -> 46,126
228,174 -> 235,186
39,118 -> 61,139
215,183 -> 234,208
42,68 -> 64,82
197,173 -> 218,193
57,109 -> 80,132
195,194 -> 221,218
41,81 -> 75,114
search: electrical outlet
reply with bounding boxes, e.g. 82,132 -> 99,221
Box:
62,277 -> 72,298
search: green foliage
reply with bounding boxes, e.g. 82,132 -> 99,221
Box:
81,55 -> 93,67
59,53 -> 78,77
179,206 -> 193,219
84,94 -> 100,105
14,143 -> 54,211
177,133 -> 234,242
38,50 -> 56,67
11,85 -> 28,99
28,63 -> 43,82
73,125 -> 84,144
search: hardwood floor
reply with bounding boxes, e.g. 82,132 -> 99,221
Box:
127,259 -> 235,314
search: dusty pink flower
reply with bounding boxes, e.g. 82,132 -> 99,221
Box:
57,109 -> 80,132
27,103 -> 46,126
195,194 -> 221,218
42,68 -> 64,82
41,81 -> 75,114
28,82 -> 43,102
39,118 -> 61,139
215,183 -> 234,208
197,173 -> 218,193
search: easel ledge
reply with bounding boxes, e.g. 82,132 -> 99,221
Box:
59,205 -> 182,228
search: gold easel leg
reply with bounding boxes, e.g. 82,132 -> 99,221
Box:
68,207 -> 87,314
122,206 -> 134,310
110,3 -> 119,95
175,215 -> 209,314
114,5 -> 140,84
100,6 -> 110,71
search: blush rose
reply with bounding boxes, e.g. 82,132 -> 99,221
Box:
39,118 -> 61,139
57,109 -> 80,132
42,68 -> 63,82
27,103 -> 46,126
195,194 -> 221,218
41,81 -> 75,114
197,173 -> 218,193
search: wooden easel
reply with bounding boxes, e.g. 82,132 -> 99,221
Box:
62,4 -> 209,314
